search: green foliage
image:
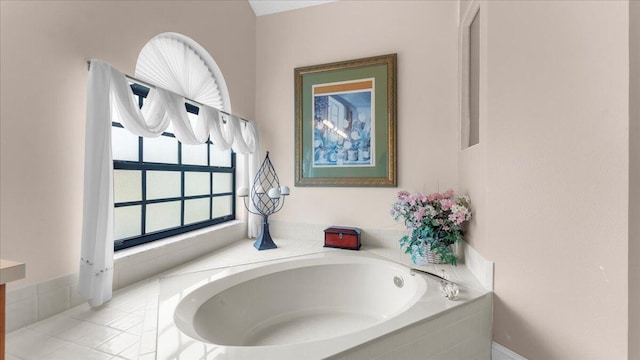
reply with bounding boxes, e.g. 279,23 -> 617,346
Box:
401,226 -> 463,266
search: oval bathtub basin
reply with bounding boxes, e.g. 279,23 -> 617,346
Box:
174,255 -> 427,347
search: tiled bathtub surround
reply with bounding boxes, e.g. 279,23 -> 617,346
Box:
329,294 -> 492,360
268,220 -> 494,290
4,221 -> 245,333
156,250 -> 492,359
6,221 -> 494,359
463,240 -> 494,291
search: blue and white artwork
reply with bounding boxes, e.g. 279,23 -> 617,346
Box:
312,79 -> 375,167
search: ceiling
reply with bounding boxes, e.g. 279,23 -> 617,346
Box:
248,0 -> 337,16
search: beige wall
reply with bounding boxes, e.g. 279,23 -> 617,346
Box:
464,1 -> 629,358
1,1 -> 635,357
0,0 -> 256,288
256,1 -> 460,228
258,4 -> 632,358
630,0 -> 639,358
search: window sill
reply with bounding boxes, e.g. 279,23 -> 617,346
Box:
113,220 -> 246,278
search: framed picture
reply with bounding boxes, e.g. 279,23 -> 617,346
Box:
294,53 -> 397,187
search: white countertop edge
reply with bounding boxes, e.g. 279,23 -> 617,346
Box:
0,259 -> 26,285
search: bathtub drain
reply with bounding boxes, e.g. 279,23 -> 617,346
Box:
393,275 -> 404,288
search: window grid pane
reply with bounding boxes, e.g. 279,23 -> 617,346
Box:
182,143 -> 208,166
146,201 -> 181,233
212,195 -> 233,218
210,146 -> 232,168
213,173 -> 233,194
143,135 -> 179,164
185,172 -> 211,196
147,170 -> 181,200
112,85 -> 236,251
114,205 -> 142,240
185,198 -> 211,225
114,170 -> 142,203
112,126 -> 139,161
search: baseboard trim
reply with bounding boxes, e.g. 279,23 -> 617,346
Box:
492,342 -> 527,360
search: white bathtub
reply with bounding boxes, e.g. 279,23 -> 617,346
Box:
174,256 -> 426,347
158,251 -> 491,360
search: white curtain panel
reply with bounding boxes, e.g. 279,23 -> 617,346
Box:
110,73 -> 170,137
80,60 -> 260,306
208,110 -> 262,237
232,119 -> 262,238
161,91 -> 211,144
79,61 -> 116,307
207,108 -> 236,150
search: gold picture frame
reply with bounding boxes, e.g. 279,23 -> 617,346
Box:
294,53 -> 397,187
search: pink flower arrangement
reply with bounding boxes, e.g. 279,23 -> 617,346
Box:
390,189 -> 471,265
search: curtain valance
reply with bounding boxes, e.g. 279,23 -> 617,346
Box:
79,60 -> 260,307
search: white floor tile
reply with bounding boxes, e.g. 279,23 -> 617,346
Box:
125,322 -> 144,336
117,341 -> 141,360
27,315 -> 83,336
45,341 -> 113,360
69,306 -> 131,327
139,329 -> 157,355
57,320 -> 122,348
142,306 -> 158,332
60,302 -> 91,317
138,352 -> 156,360
106,313 -> 144,332
94,332 -> 140,356
6,328 -> 68,360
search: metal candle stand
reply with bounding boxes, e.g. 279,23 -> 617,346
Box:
238,152 -> 290,250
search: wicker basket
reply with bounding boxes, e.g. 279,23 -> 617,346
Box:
411,245 -> 445,265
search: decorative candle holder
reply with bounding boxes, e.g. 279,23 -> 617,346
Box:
238,152 -> 290,250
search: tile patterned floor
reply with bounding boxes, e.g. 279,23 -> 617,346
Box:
6,278 -> 160,360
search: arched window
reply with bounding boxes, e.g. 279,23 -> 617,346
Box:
135,32 -> 231,112
111,33 -> 235,251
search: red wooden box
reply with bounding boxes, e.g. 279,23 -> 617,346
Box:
324,226 -> 361,250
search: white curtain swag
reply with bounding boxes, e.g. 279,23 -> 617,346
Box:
208,109 -> 236,150
79,60 -> 260,306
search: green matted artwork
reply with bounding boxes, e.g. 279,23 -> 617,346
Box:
294,54 -> 397,187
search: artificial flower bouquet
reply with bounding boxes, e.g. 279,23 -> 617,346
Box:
390,189 -> 471,265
